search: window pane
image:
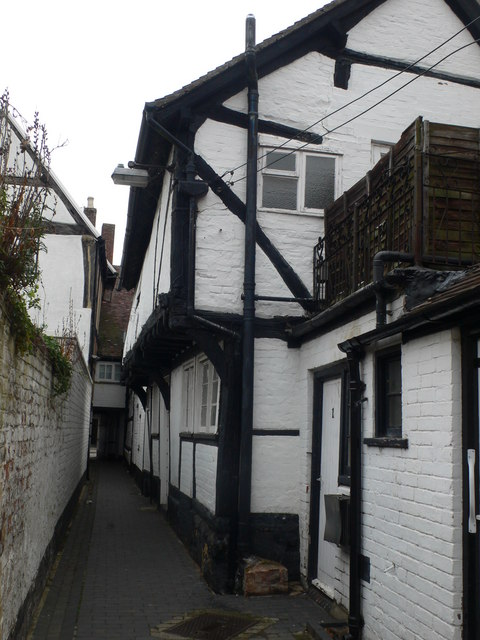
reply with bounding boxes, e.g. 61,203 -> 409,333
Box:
210,377 -> 219,427
387,359 -> 401,394
388,396 -> 402,429
105,364 -> 112,380
262,175 -> 297,210
99,364 -> 105,379
377,352 -> 402,438
114,365 -> 121,382
265,151 -> 296,172
304,156 -> 335,209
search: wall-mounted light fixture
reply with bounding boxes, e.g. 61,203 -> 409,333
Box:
111,163 -> 150,188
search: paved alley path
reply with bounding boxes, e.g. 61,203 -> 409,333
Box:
29,461 -> 336,640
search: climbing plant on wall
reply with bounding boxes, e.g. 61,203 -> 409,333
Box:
0,91 -> 72,393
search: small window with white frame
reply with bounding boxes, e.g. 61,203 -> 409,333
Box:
371,142 -> 393,168
197,358 -> 220,432
260,146 -> 339,215
182,356 -> 220,434
96,361 -> 122,383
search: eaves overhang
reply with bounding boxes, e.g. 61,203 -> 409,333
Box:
123,303 -> 194,387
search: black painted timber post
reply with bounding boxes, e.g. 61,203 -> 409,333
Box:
237,14 -> 258,559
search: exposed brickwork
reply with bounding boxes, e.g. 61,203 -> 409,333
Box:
97,276 -> 134,359
101,224 -> 115,265
0,300 -> 91,640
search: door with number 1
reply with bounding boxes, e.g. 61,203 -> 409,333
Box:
309,368 -> 350,602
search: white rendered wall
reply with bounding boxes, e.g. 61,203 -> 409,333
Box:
195,444 -> 217,513
123,159 -> 173,357
251,435 -> 300,513
34,234 -> 91,361
169,366 -> 183,489
92,382 -> 126,409
180,441 -> 194,498
347,0 -> 480,79
191,0 -> 480,318
130,395 -> 146,472
169,358 -> 219,513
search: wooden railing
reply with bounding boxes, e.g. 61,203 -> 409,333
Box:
314,118 -> 480,304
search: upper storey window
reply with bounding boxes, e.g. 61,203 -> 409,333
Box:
261,148 -> 337,214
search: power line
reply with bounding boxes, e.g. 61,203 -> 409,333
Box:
220,14 -> 480,184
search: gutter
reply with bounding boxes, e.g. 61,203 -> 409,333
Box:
288,284 -> 377,340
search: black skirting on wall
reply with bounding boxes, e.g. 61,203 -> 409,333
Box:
168,484 -> 232,593
249,513 -> 300,581
168,483 -> 301,592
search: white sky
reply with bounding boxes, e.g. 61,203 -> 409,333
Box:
2,0 -> 327,263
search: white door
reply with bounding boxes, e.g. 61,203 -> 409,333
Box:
314,377 -> 342,599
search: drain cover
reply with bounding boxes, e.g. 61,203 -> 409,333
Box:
167,612 -> 255,640
151,610 -> 276,640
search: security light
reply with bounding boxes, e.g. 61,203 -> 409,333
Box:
111,164 -> 150,188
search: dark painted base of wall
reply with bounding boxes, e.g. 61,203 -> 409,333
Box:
168,485 -> 232,593
131,465 -> 160,505
249,513 -> 300,581
128,464 -> 301,593
9,471 -> 88,640
168,485 -> 301,592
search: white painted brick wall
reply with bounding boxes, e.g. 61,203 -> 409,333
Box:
0,303 -> 91,640
347,0 -> 480,79
251,435 -> 300,513
192,3 -> 480,317
169,366 -> 184,489
296,310 -> 464,640
180,441 -> 194,498
195,444 -> 217,513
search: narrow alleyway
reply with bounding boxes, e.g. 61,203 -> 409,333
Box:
28,461 -> 338,640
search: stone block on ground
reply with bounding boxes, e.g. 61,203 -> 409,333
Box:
243,556 -> 288,596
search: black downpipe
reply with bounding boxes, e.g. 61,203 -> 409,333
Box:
339,346 -> 365,640
373,251 -> 414,327
237,14 -> 258,558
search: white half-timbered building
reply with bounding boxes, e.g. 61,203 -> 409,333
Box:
119,1 -> 480,638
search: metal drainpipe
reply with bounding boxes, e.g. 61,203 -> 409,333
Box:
373,251 -> 414,327
237,13 -> 258,558
339,345 -> 365,640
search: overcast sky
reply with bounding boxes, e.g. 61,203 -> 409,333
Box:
2,0 -> 327,263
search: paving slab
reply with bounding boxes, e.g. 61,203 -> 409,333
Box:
28,460 -> 337,640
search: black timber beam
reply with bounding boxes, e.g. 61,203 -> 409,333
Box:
203,105 -> 323,144
193,154 -> 314,307
342,48 -> 480,89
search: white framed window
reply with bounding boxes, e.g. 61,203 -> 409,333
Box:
260,147 -> 339,215
182,356 -> 220,434
371,142 -> 393,167
197,358 -> 220,432
183,361 -> 195,434
96,361 -> 122,383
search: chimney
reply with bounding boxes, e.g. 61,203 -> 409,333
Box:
84,196 -> 97,227
102,223 -> 115,264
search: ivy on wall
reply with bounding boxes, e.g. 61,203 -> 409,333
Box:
0,91 -> 72,395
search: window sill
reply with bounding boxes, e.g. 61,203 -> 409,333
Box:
364,437 -> 408,449
258,206 -> 324,218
